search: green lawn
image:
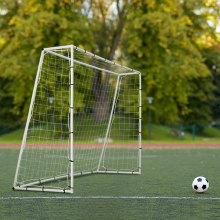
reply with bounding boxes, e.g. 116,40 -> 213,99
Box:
1,147 -> 220,219
147,124 -> 220,142
0,129 -> 23,143
2,125 -> 220,144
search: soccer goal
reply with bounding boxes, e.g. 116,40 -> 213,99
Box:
13,45 -> 142,193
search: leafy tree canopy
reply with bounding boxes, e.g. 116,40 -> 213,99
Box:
0,0 -> 219,131
123,0 -> 219,124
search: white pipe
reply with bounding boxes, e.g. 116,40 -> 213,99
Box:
97,75 -> 121,171
45,50 -> 120,76
97,171 -> 140,175
13,186 -> 72,194
45,45 -> 136,73
138,73 -> 142,174
44,45 -> 73,51
13,50 -> 45,187
69,45 -> 74,193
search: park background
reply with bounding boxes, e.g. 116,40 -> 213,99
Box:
1,1 -> 220,220
0,0 -> 220,143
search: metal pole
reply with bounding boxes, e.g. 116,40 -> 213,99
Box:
97,75 -> 121,171
69,45 -> 74,193
138,73 -> 142,174
147,97 -> 153,139
13,50 -> 45,187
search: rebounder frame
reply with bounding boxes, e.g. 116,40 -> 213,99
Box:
13,45 -> 142,193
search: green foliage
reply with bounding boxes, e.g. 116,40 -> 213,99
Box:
0,0 -> 92,130
201,126 -> 220,137
0,0 -> 220,131
202,47 -> 220,121
123,0 -> 219,125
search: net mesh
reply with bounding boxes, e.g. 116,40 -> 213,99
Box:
15,46 -> 141,192
100,74 -> 140,172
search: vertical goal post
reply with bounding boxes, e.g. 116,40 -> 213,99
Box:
13,45 -> 142,193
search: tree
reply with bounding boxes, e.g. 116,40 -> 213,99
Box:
202,46 -> 220,121
0,0 -> 132,130
123,0 -> 218,125
1,0 -> 219,132
85,0 -> 130,120
0,0 -> 91,130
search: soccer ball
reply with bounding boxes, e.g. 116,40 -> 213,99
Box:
192,176 -> 209,193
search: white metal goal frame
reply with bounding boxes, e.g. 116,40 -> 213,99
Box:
13,45 -> 142,193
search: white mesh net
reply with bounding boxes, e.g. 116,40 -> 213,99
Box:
14,46 -> 141,193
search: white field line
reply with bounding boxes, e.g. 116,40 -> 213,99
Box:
1,196 -> 220,200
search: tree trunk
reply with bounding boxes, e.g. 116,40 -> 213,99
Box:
93,1 -> 128,121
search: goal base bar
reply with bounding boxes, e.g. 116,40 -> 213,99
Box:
12,171 -> 140,194
97,171 -> 141,175
75,170 -> 141,176
13,186 -> 73,194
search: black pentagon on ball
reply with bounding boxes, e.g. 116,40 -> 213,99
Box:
197,178 -> 202,182
206,179 -> 209,183
194,185 -> 198,190
202,185 -> 207,190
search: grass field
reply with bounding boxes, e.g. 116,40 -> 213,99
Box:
1,146 -> 220,219
2,124 -> 220,143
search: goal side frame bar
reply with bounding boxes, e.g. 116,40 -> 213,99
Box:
138,73 -> 142,174
69,45 -> 74,193
13,50 -> 45,188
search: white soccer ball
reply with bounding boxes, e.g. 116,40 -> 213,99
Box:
192,176 -> 209,193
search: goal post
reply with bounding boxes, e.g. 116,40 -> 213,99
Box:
13,45 -> 142,193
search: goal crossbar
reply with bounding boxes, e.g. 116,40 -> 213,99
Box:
44,45 -> 134,72
45,49 -> 139,76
